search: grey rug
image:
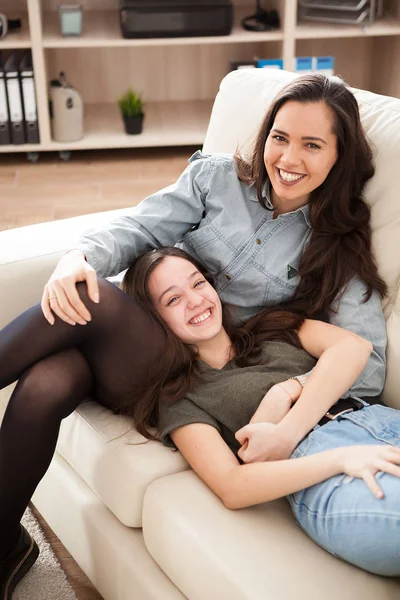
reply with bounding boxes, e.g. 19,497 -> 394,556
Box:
13,507 -> 78,600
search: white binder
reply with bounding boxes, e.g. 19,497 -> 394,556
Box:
4,52 -> 25,144
19,52 -> 39,144
0,53 -> 11,145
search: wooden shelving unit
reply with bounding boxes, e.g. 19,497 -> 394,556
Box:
1,0 -> 400,155
0,13 -> 31,48
45,99 -> 214,150
295,16 -> 400,39
42,8 -> 284,48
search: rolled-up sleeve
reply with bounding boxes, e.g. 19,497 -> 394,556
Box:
158,398 -> 221,449
329,276 -> 387,399
76,151 -> 213,277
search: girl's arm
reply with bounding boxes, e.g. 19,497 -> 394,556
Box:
171,423 -> 400,509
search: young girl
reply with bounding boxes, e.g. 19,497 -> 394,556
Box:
0,73 -> 389,596
122,246 -> 400,578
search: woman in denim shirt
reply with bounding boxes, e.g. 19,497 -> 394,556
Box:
0,74 -> 389,594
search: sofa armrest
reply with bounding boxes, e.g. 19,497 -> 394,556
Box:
0,208 -> 131,329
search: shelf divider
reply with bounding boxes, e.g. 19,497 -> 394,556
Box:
28,0 -> 51,145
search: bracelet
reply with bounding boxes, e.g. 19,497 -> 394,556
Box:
290,374 -> 309,387
276,384 -> 294,403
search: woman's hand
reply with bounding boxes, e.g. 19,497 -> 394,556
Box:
236,422 -> 297,463
340,444 -> 400,499
41,250 -> 99,326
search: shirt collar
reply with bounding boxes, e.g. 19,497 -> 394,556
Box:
249,178 -> 312,228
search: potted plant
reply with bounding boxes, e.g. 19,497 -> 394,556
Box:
118,88 -> 144,135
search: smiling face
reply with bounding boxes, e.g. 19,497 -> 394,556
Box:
147,256 -> 224,346
264,100 -> 338,213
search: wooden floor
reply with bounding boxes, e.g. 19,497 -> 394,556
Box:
0,146 -> 197,231
1,146 -> 198,599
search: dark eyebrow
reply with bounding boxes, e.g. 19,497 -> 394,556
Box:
158,270 -> 201,303
272,128 -> 327,145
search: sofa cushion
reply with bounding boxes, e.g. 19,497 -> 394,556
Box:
56,400 -> 188,527
143,470 -> 400,600
204,69 -> 400,409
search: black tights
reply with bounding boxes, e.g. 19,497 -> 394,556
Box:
0,279 -> 165,558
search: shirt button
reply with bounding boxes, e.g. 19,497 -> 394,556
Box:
225,274 -> 232,281
256,238 -> 261,245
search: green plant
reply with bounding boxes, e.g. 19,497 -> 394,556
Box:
118,88 -> 143,117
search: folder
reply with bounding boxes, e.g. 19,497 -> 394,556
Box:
19,51 -> 40,144
0,53 -> 11,145
295,56 -> 314,75
4,52 -> 25,144
256,59 -> 283,70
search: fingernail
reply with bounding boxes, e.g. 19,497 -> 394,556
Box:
78,320 -> 87,326
93,293 -> 99,303
377,490 -> 384,499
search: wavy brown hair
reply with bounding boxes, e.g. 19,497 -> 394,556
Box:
235,73 -> 387,315
122,247 -> 305,439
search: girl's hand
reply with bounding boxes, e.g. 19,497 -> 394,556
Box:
236,422 -> 296,463
340,445 -> 400,499
41,250 -> 99,326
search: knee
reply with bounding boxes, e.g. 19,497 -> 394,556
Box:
8,352 -> 91,424
76,278 -> 128,319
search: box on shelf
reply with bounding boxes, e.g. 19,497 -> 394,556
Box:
295,56 -> 334,76
257,58 -> 284,69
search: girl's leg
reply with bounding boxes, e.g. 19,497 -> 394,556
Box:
0,279 -> 166,558
0,348 -> 92,557
288,405 -> 400,576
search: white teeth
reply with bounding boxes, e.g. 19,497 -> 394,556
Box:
190,310 -> 211,325
279,169 -> 304,182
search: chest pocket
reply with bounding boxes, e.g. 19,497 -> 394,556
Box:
182,223 -> 236,276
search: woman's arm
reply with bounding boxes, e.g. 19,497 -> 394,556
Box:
238,319 -> 373,462
276,319 -> 373,446
76,155 -> 211,278
171,423 -> 400,509
249,379 -> 302,424
329,277 -> 387,398
41,154 -> 211,324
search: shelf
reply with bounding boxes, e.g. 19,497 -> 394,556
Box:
0,14 -> 31,49
296,17 -> 400,39
0,143 -> 41,153
42,9 -> 283,49
0,99 -> 213,152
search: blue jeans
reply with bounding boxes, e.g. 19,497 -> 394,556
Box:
287,404 -> 400,576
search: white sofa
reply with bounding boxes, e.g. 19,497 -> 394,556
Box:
1,69 -> 400,600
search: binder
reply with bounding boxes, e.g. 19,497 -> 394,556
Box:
19,51 -> 40,144
4,52 -> 25,144
0,53 -> 11,145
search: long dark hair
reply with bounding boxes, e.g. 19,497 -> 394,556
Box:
121,247 -> 305,439
235,73 -> 387,315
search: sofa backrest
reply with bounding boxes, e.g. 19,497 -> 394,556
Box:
203,69 -> 400,409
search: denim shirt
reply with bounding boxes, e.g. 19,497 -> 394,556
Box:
78,151 -> 387,399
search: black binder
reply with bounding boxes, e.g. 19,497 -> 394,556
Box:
4,52 -> 25,144
19,51 -> 39,144
0,52 -> 11,145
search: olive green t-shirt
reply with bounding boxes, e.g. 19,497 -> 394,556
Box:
158,341 -> 316,454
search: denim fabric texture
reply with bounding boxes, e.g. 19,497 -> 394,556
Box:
288,405 -> 400,576
77,151 -> 387,399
